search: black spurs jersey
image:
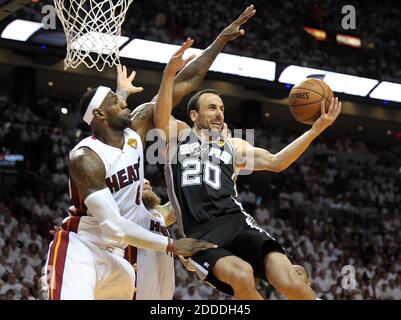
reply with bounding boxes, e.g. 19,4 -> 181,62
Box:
165,129 -> 245,236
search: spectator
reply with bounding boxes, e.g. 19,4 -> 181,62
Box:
20,258 -> 36,287
32,195 -> 52,218
19,286 -> 35,300
0,274 -> 23,296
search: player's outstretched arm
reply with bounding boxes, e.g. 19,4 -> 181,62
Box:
123,5 -> 256,142
69,147 -> 216,255
171,4 -> 256,107
232,98 -> 341,172
117,5 -> 255,107
154,39 -> 195,140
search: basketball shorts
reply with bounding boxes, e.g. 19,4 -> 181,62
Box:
123,205 -> 175,300
187,213 -> 285,295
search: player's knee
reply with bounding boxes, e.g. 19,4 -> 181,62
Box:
274,269 -> 305,295
230,261 -> 255,289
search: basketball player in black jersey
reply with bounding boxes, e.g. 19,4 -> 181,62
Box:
153,23 -> 341,299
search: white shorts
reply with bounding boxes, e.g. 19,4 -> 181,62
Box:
125,245 -> 175,300
44,230 -> 135,300
124,206 -> 175,300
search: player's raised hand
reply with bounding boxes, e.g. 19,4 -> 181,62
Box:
221,123 -> 231,139
218,4 -> 256,43
116,64 -> 144,97
172,238 -> 217,257
164,38 -> 196,76
311,97 -> 342,135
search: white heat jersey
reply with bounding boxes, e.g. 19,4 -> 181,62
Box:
68,127 -> 144,250
124,204 -> 175,300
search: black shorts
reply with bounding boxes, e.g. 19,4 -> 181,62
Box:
187,213 -> 285,295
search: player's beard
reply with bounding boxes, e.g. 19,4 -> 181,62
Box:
142,190 -> 161,211
108,111 -> 132,130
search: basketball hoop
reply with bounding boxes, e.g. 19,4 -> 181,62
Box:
53,0 -> 134,72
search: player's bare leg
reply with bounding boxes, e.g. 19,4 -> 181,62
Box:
264,252 -> 317,300
213,255 -> 263,300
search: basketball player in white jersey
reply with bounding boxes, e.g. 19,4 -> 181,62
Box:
153,7 -> 342,300
46,179 -> 176,300
124,179 -> 177,300
43,63 -> 220,300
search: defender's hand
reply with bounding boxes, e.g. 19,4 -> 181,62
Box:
172,238 -> 217,257
38,275 -> 49,300
311,97 -> 342,136
218,4 -> 256,42
164,38 -> 196,76
116,64 -> 144,97
49,225 -> 62,236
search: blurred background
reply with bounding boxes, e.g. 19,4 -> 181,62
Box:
0,0 -> 400,300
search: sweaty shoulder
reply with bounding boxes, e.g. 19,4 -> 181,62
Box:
69,147 -> 107,198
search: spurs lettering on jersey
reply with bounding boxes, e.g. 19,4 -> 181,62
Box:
179,142 -> 233,164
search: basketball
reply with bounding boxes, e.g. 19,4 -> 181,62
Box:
288,78 -> 334,125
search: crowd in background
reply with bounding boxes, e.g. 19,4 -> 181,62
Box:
14,0 -> 401,83
1,90 -> 400,300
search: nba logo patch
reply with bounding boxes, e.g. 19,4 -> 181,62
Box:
127,138 -> 138,149
203,262 -> 210,269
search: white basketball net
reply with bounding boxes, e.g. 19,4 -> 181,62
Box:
53,0 -> 134,72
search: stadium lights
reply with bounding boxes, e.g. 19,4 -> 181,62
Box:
0,19 -> 129,49
336,34 -> 362,48
304,26 -> 327,41
121,39 -> 193,63
120,39 -> 276,81
0,19 -> 42,41
279,65 -> 378,96
369,81 -> 401,103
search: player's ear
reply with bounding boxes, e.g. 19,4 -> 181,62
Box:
190,110 -> 198,122
93,107 -> 106,120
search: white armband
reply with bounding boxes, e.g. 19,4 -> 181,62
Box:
84,188 -> 169,252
